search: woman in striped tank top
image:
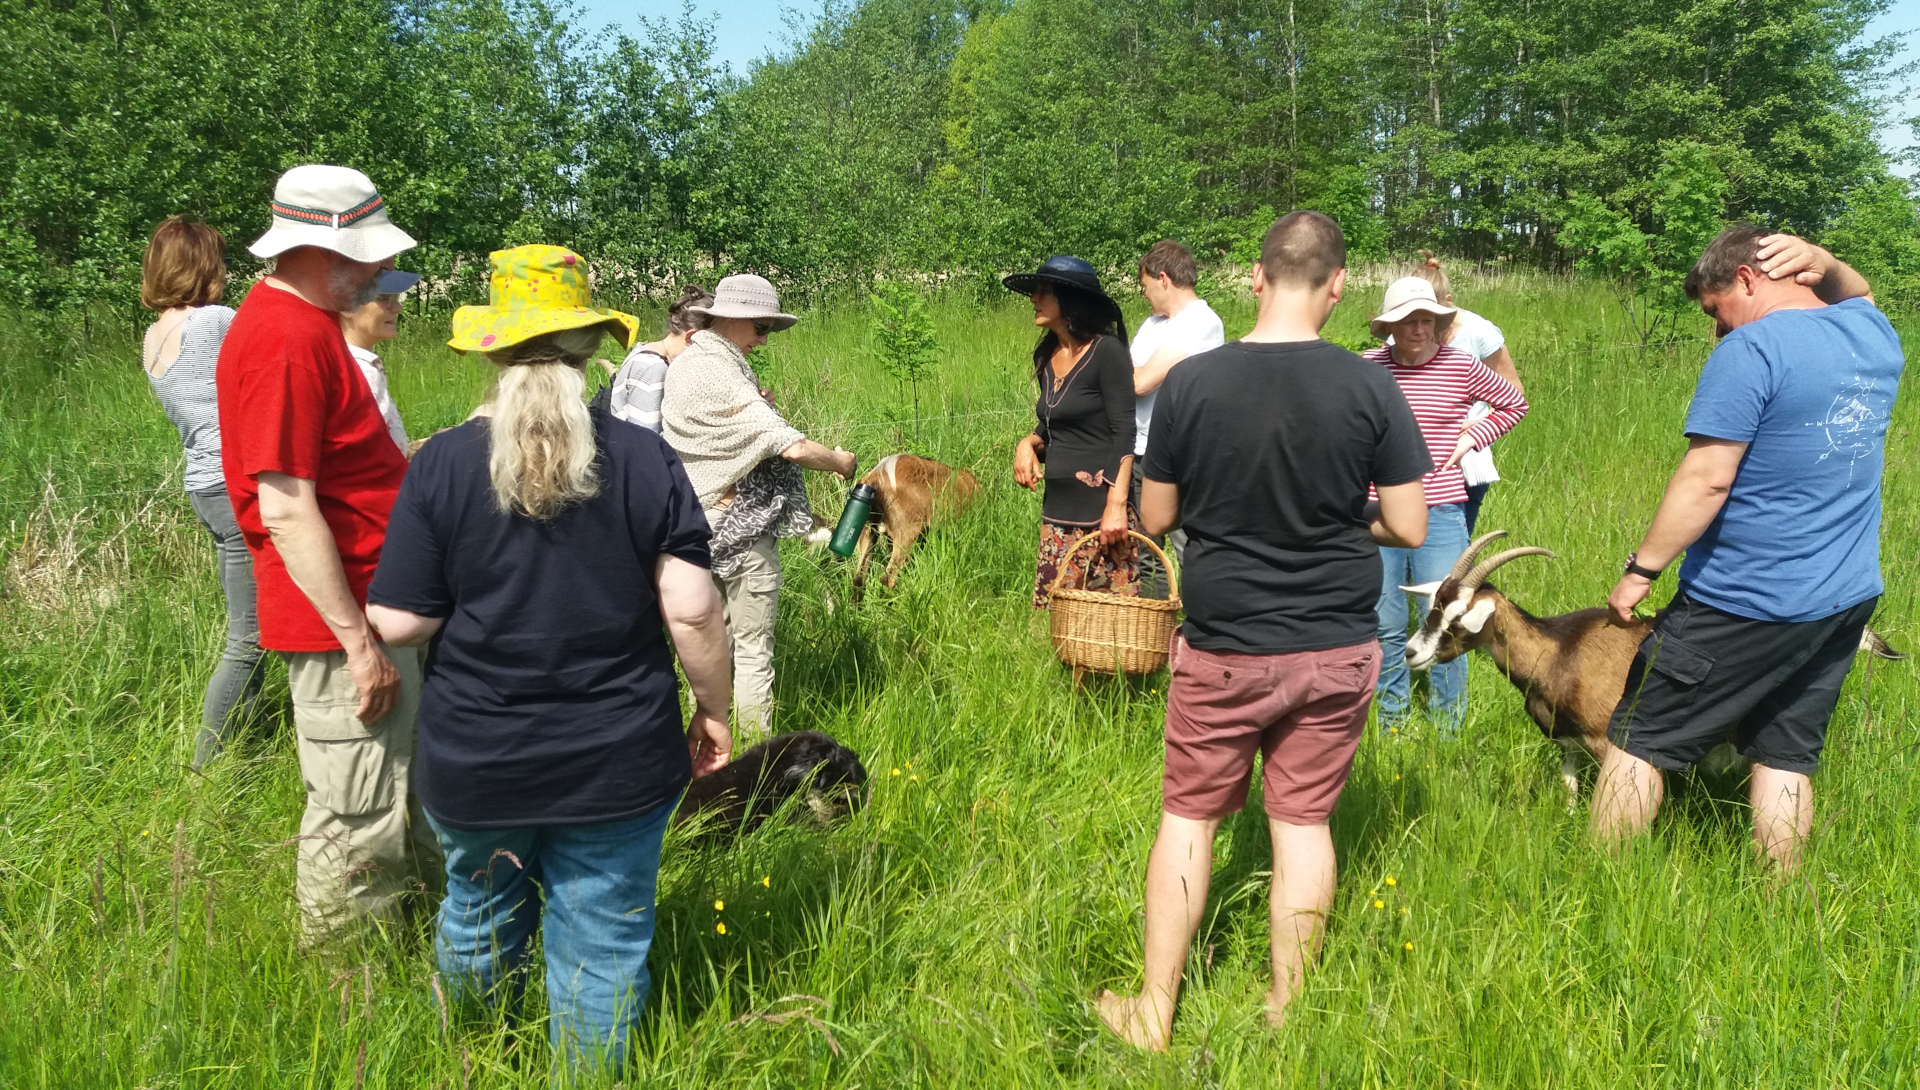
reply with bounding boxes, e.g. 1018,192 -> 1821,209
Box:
1364,277 -> 1528,736
140,217 -> 265,769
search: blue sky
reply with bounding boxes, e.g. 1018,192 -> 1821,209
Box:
573,0 -> 1917,173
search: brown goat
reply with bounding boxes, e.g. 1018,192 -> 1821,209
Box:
1402,532 -> 1902,806
845,454 -> 981,596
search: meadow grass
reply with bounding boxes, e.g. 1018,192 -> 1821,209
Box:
1,276 -> 1917,1087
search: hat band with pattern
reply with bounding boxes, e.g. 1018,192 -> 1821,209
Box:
268,195 -> 385,230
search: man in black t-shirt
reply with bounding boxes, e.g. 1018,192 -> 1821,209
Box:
1098,212 -> 1432,1051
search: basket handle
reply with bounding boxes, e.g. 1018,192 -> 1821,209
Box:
1046,529 -> 1180,600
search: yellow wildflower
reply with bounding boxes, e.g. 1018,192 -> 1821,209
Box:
891,768 -> 901,777
761,875 -> 771,888
714,899 -> 725,912
1385,877 -> 1397,887
1373,899 -> 1385,910
909,775 -> 919,783
1403,941 -> 1413,952
716,922 -> 727,935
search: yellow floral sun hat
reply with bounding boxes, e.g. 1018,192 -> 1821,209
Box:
448,245 -> 639,354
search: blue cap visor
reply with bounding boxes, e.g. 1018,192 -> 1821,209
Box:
376,269 -> 422,295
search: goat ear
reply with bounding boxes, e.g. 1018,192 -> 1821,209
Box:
1460,598 -> 1498,634
1401,581 -> 1443,600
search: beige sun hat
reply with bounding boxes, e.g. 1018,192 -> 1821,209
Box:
249,165 -> 416,263
1369,276 -> 1457,339
689,273 -> 798,331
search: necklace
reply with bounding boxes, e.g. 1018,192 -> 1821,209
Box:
1045,337 -> 1096,399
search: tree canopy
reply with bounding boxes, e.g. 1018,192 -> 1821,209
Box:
2,0 -> 1913,312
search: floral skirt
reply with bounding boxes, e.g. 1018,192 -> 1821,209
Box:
1032,517 -> 1141,609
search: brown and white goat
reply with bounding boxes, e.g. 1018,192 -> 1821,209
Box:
1402,531 -> 1901,807
828,454 -> 981,597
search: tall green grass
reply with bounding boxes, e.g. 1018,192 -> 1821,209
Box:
1,277 -> 1917,1087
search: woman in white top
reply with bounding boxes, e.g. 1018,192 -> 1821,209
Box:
1412,252 -> 1524,532
139,217 -> 263,770
339,269 -> 421,453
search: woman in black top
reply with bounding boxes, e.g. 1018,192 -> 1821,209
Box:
365,246 -> 733,1074
1007,255 -> 1139,608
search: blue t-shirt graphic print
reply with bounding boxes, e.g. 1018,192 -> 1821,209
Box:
1679,297 -> 1904,622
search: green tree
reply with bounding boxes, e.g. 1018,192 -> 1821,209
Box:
1824,174 -> 1920,312
870,279 -> 943,436
1560,143 -> 1729,354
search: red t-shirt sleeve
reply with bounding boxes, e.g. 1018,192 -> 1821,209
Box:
229,352 -> 328,482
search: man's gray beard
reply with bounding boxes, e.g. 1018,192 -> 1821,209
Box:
329,261 -> 381,310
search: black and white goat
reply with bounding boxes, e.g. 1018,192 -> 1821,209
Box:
1402,532 -> 1902,806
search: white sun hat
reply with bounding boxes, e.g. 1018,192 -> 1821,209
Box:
688,273 -> 799,331
248,165 -> 416,263
1369,276 -> 1457,339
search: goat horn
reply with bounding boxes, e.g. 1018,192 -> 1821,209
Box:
1461,546 -> 1557,591
1447,531 -> 1508,583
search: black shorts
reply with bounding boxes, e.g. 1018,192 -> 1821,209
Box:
1606,591 -> 1877,775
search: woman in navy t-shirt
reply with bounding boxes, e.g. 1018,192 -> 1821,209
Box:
366,245 -> 732,1074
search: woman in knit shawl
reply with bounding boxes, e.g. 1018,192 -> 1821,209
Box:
661,273 -> 857,742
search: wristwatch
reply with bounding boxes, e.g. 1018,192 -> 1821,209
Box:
1623,552 -> 1665,581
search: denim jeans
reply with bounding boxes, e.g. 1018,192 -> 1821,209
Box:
187,488 -> 265,769
428,798 -> 675,1072
1375,502 -> 1470,734
1462,481 -> 1492,535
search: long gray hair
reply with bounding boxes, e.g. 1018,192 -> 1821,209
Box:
482,326 -> 609,520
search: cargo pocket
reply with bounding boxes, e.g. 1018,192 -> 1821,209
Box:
1644,632 -> 1714,689
296,735 -> 395,818
285,652 -> 394,818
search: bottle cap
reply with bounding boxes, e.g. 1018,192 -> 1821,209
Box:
850,483 -> 878,501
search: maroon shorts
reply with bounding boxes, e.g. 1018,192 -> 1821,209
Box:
1162,632 -> 1380,825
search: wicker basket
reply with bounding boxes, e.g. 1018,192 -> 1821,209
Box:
1048,530 -> 1182,677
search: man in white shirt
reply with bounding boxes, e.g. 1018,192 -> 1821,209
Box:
339,268 -> 418,453
1131,241 -> 1226,595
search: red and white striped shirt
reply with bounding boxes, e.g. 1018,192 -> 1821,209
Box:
1364,343 -> 1527,507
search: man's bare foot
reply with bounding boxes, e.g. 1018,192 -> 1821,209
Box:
1262,986 -> 1297,1030
1097,989 -> 1172,1052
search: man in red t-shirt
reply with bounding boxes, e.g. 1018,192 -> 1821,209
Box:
217,164 -> 441,941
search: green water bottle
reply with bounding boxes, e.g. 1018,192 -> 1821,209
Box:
828,483 -> 878,557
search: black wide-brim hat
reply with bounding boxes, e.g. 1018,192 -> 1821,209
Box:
1003,255 -> 1123,320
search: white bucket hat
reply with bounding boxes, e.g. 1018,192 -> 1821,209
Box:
689,273 -> 798,331
249,165 -> 416,263
1369,276 -> 1457,338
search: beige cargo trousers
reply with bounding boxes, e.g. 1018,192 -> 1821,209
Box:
705,515 -> 780,744
283,643 -> 443,941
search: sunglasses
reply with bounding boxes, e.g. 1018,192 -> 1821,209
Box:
751,318 -> 776,336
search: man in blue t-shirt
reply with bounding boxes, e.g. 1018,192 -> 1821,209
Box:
1598,224 -> 1902,875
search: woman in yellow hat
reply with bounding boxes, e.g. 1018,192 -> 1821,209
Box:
366,245 -> 733,1072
